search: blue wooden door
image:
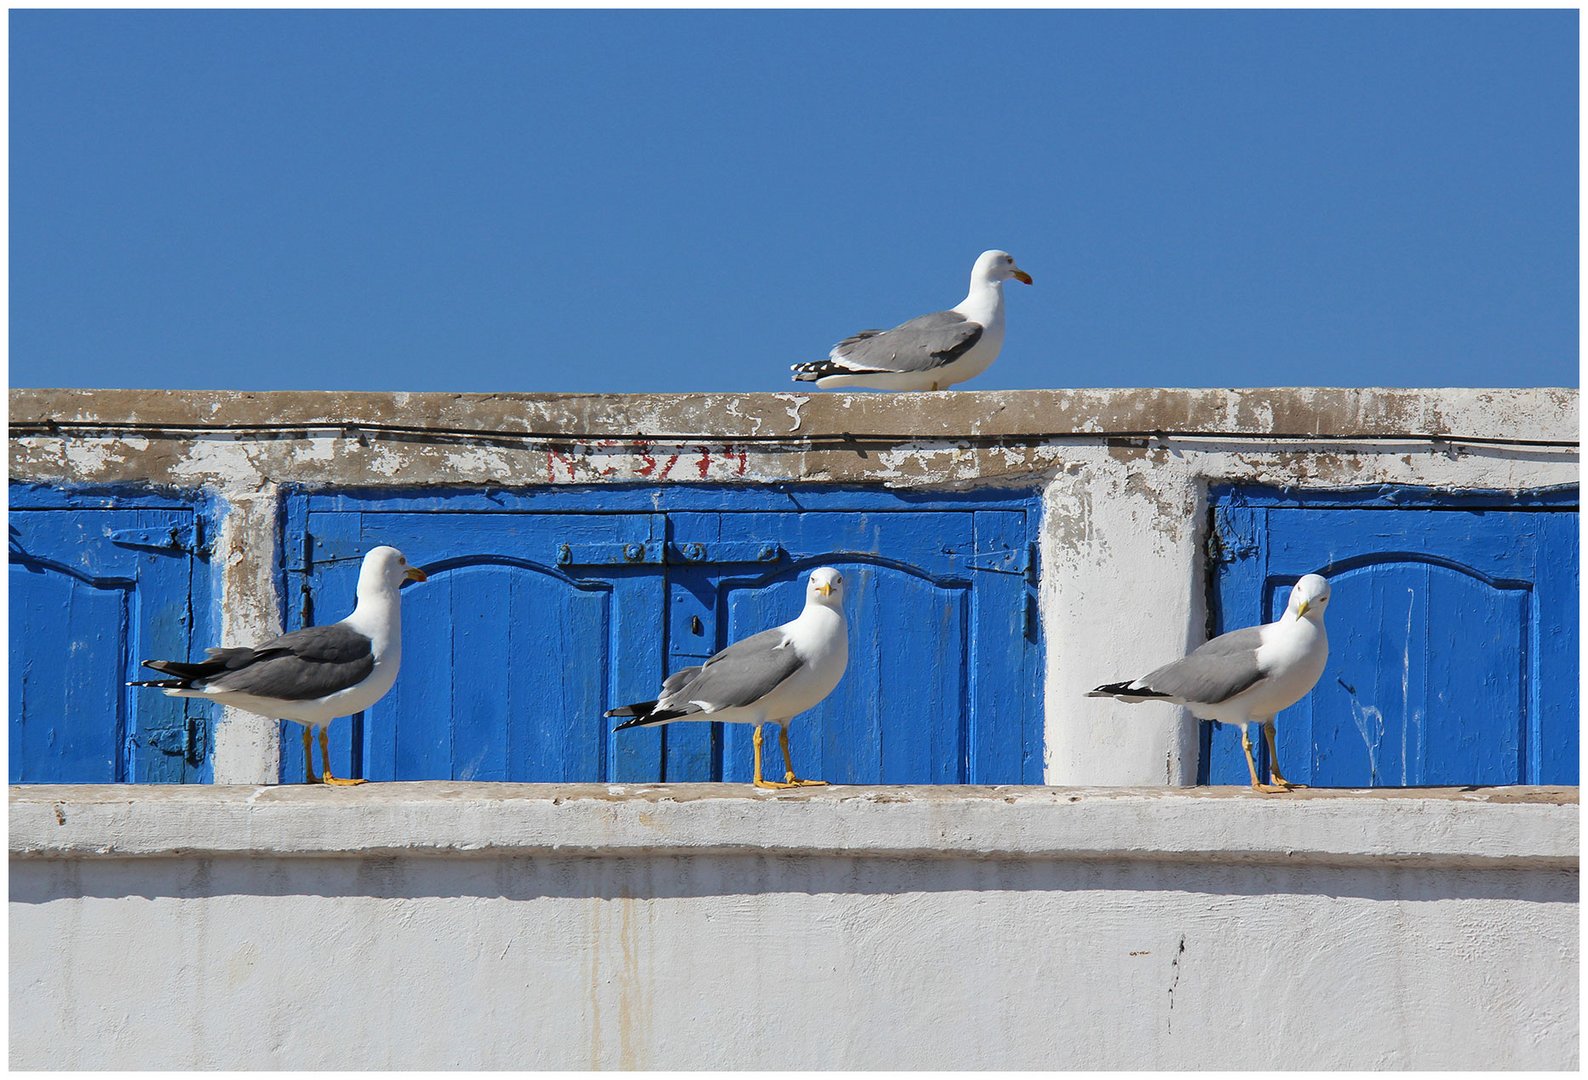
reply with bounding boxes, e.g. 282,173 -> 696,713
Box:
655,509 -> 1039,784
1206,489 -> 1578,786
283,505 -> 666,783
9,490 -> 214,782
284,487 -> 1043,785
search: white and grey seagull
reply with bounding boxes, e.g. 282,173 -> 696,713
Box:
1087,574 -> 1332,793
131,545 -> 427,785
608,567 -> 849,789
791,249 -> 1033,392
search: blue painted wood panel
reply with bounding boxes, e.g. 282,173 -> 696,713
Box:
1205,489 -> 1578,786
9,487 -> 216,783
283,487 -> 1043,784
282,507 -> 666,783
667,509 -> 1033,785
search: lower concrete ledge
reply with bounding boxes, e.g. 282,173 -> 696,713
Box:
12,782 -> 1579,1069
11,783 -> 1578,869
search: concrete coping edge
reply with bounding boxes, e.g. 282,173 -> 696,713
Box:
9,783 -> 1579,870
9,387 -> 1580,445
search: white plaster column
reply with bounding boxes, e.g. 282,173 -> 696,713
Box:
1042,449 -> 1203,784
208,485 -> 283,784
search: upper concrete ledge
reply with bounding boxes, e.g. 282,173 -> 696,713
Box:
10,784 -> 1577,869
9,387 -> 1577,445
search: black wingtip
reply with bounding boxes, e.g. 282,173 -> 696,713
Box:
128,678 -> 186,689
612,707 -> 688,732
791,359 -> 860,382
1087,680 -> 1171,700
604,700 -> 656,720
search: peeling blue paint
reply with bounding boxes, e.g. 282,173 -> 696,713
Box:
1203,485 -> 1578,786
9,483 -> 223,783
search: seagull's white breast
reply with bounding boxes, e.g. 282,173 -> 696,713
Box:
1215,618 -> 1328,725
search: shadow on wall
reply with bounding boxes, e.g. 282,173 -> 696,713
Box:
12,853 -> 1576,907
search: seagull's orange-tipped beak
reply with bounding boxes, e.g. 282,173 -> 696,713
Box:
1011,267 -> 1033,285
1296,598 -> 1310,618
405,566 -> 429,583
816,582 -> 832,597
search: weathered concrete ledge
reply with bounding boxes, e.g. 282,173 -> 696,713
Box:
8,386 -> 1578,443
11,783 -> 1577,870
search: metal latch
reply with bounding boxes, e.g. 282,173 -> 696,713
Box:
667,542 -> 784,564
557,542 -> 663,566
109,521 -> 205,555
142,717 -> 207,765
967,542 -> 1033,575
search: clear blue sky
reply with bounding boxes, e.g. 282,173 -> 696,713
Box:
11,10 -> 1578,393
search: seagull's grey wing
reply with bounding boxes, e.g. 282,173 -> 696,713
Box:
202,624 -> 376,701
660,666 -> 703,697
1137,628 -> 1267,705
657,628 -> 804,714
827,310 -> 983,375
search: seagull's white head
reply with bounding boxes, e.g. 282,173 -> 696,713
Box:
806,566 -> 846,608
973,249 -> 1033,287
359,545 -> 428,599
1288,574 -> 1331,623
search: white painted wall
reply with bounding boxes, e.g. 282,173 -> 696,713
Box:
11,784 -> 1578,1070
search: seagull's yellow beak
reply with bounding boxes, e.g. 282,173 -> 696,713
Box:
1011,267 -> 1033,285
405,566 -> 429,583
816,582 -> 832,597
1296,598 -> 1310,618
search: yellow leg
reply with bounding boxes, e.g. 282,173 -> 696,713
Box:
778,726 -> 827,787
752,725 -> 797,790
1263,722 -> 1306,790
302,728 -> 322,784
318,726 -> 366,787
1241,728 -> 1286,794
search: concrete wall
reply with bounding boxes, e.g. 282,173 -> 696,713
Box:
10,783 -> 1578,1069
11,387 -> 1578,785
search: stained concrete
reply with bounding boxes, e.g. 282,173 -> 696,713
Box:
9,385 -> 1578,441
11,782 -> 1578,867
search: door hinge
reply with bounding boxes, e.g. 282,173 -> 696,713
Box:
968,541 -> 1033,575
299,532 -> 370,568
557,541 -> 663,566
143,717 -> 207,765
666,541 -> 784,565
1211,507 -> 1260,564
109,520 -> 205,555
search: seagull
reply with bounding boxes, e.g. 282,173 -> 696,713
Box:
607,567 -> 849,789
131,546 -> 427,785
791,249 -> 1033,391
1087,574 -> 1332,793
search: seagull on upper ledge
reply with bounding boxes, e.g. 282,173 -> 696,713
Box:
1086,574 -> 1332,793
131,545 -> 427,785
791,249 -> 1033,392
